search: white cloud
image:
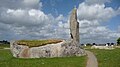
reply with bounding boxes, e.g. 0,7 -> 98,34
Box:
56,14 -> 64,21
0,0 -> 42,9
77,2 -> 116,22
23,0 -> 42,9
0,7 -> 69,40
79,20 -> 99,28
1,9 -> 49,27
23,0 -> 39,5
85,0 -> 111,5
77,1 -> 120,44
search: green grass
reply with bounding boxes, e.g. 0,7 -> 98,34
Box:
17,39 -> 62,47
89,48 -> 120,67
0,50 -> 86,67
82,46 -> 92,49
0,44 -> 10,49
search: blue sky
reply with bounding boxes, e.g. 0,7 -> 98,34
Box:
41,0 -> 84,16
105,0 -> 120,30
41,0 -> 120,31
0,0 -> 120,44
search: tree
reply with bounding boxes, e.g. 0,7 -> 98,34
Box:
92,43 -> 96,45
86,43 -> 92,46
111,43 -> 114,45
107,43 -> 110,45
117,37 -> 120,45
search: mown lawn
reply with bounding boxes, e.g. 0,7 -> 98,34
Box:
89,48 -> 120,67
0,50 -> 86,67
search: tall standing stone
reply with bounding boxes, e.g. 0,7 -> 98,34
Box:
70,7 -> 79,45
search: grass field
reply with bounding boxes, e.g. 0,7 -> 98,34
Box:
0,44 -> 10,49
0,50 -> 86,67
90,48 -> 120,67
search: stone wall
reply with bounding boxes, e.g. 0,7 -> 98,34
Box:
10,40 -> 85,58
91,45 -> 114,49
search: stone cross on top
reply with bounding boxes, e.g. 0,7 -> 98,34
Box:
70,7 -> 79,45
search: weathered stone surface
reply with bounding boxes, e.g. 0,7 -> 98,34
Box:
70,7 -> 79,46
10,40 -> 85,58
10,41 -> 30,58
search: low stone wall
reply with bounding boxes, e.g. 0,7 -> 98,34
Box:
115,46 -> 120,48
10,40 -> 85,58
91,45 -> 114,49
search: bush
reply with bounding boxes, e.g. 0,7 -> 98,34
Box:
117,37 -> 120,45
86,43 -> 92,46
